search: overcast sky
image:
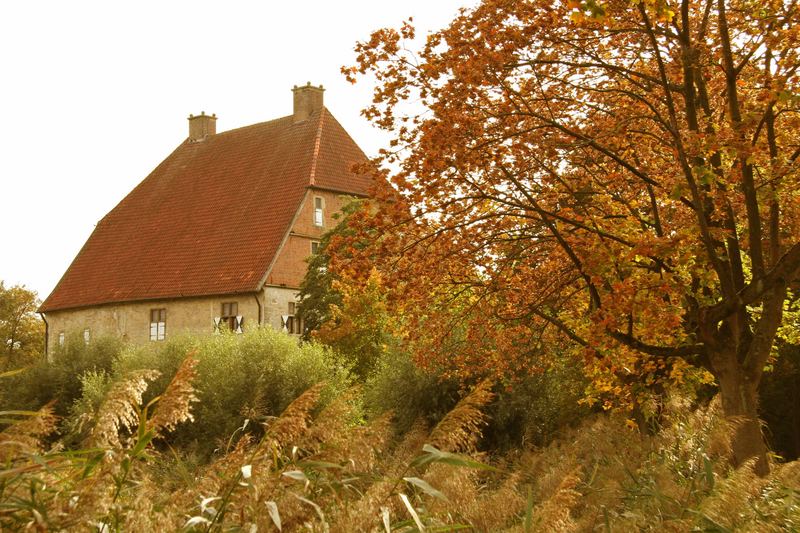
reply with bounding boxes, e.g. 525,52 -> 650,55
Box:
0,1 -> 475,300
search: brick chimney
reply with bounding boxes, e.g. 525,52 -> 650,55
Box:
292,82 -> 324,123
187,111 -> 217,142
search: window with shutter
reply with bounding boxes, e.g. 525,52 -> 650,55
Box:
221,302 -> 240,331
282,302 -> 303,335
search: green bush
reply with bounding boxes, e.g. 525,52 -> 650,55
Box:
68,327 -> 351,454
760,342 -> 800,460
364,349 -> 461,433
1,331 -> 123,417
365,348 -> 590,449
484,360 -> 591,450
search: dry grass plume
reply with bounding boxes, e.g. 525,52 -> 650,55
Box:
88,369 -> 160,449
148,354 -> 199,438
429,379 -> 494,453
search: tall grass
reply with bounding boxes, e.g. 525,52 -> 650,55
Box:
3,331 -> 800,531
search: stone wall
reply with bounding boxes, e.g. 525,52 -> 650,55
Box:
45,294 -> 260,350
262,286 -> 302,331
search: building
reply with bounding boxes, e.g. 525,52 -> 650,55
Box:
39,84 -> 370,352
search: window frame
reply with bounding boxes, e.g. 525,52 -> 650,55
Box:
149,308 -> 167,341
221,302 -> 240,332
313,196 -> 324,227
282,301 -> 303,335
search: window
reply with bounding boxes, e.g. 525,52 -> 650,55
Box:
311,240 -> 327,273
313,196 -> 324,226
222,302 -> 238,329
58,331 -> 65,347
281,302 -> 303,335
83,328 -> 90,345
215,302 -> 243,333
149,308 -> 166,341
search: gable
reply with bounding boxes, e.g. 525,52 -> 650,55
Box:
264,188 -> 355,289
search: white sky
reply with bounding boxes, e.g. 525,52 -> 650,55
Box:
0,1 -> 474,300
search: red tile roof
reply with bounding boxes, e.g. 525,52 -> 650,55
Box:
40,108 -> 369,312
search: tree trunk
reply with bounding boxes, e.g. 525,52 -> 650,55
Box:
715,363 -> 769,476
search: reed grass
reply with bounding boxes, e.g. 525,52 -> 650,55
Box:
3,348 -> 800,532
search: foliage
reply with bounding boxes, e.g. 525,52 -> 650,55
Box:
760,341 -> 800,460
297,199 -> 395,377
0,281 -> 44,369
66,328 -> 351,454
314,268 -> 395,378
2,327 -> 348,454
364,347 -> 462,434
486,360 -> 592,450
365,345 -> 591,450
341,0 -> 800,473
296,241 -> 338,339
3,351 -> 800,531
297,198 -> 369,338
0,331 -> 123,418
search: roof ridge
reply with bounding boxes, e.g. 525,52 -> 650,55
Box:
307,109 -> 326,186
206,114 -> 293,138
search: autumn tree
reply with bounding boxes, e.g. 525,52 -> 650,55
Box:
343,0 -> 800,474
297,199 -> 368,338
297,199 -> 394,377
0,282 -> 44,368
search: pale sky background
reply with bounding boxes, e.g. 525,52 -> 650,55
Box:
0,1 -> 475,301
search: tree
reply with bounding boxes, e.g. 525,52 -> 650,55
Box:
313,268 -> 394,378
343,0 -> 800,474
296,224 -> 341,339
297,199 -> 393,377
0,282 -> 45,368
297,198 -> 371,338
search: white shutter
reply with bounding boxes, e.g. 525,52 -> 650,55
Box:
234,316 -> 244,334
213,317 -> 222,334
281,315 -> 289,332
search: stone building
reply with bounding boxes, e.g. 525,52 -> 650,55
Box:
39,84 -> 370,354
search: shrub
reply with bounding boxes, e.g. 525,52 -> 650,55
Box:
4,346 -> 800,531
364,348 -> 462,434
484,359 -> 591,450
1,331 -> 123,417
365,348 -> 591,450
760,342 -> 800,461
67,327 -> 351,454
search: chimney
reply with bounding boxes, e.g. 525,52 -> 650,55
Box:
187,111 -> 217,142
292,82 -> 324,123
